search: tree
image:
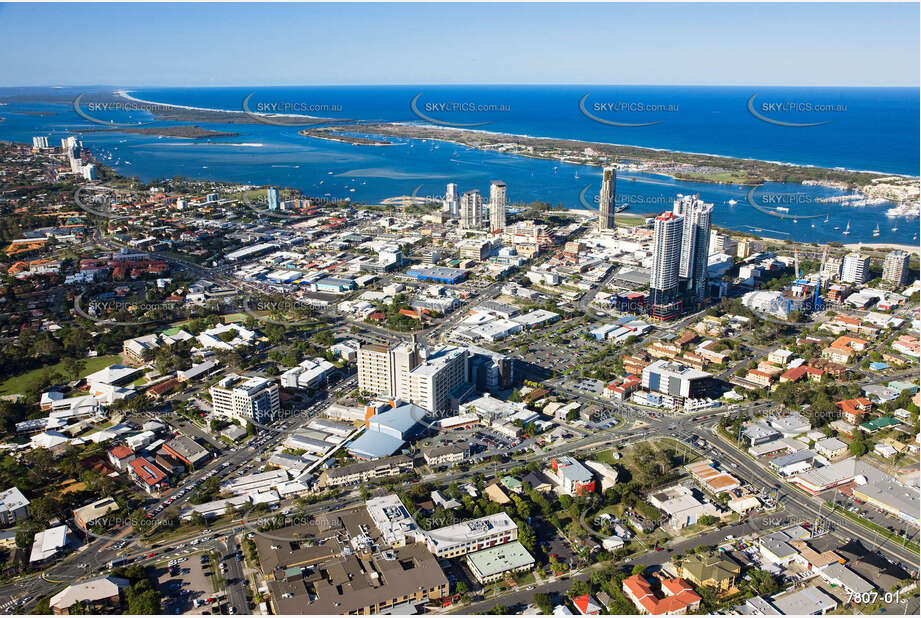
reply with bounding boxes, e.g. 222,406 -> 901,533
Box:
568,580 -> 591,598
697,515 -> 717,527
631,564 -> 646,576
15,528 -> 35,549
849,436 -> 868,457
126,588 -> 161,614
517,520 -> 537,554
533,593 -> 553,614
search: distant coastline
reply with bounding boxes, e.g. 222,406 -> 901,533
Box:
113,89 -> 913,190
117,89 -> 339,125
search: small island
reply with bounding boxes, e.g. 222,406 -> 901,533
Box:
298,127 -> 391,146
82,125 -> 239,139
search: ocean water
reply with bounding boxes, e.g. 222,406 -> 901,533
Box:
129,85 -> 919,175
0,86 -> 917,244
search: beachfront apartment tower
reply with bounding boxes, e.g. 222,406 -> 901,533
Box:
882,250 -> 910,286
598,167 -> 616,231
489,181 -> 507,232
649,211 -> 684,320
460,189 -> 484,230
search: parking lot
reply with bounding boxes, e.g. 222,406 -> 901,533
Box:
153,552 -> 221,615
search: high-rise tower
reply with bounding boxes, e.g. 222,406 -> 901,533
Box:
674,194 -> 713,300
489,181 -> 507,232
598,167 -> 616,231
460,189 -> 483,229
649,211 -> 684,320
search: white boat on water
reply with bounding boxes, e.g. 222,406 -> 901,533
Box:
873,224 -> 880,237
728,199 -> 737,206
842,221 -> 851,236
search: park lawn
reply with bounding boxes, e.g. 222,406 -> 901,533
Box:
613,213 -> 650,227
0,354 -> 122,397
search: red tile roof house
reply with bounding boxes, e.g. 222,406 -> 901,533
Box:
779,366 -> 808,384
622,573 -> 702,615
573,593 -> 603,615
127,458 -> 168,495
836,398 -> 873,425
107,445 -> 135,471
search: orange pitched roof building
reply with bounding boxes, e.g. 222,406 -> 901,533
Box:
622,574 -> 702,615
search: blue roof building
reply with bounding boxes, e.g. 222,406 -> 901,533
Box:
346,403 -> 427,460
368,403 -> 426,440
406,267 -> 468,284
347,431 -> 406,460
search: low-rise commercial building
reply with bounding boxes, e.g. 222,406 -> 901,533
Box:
851,480 -> 920,527
73,497 -> 119,531
320,455 -> 413,487
647,485 -> 721,530
49,576 -> 129,615
425,512 -> 517,558
162,435 -> 210,468
423,444 -> 468,467
465,540 -> 535,584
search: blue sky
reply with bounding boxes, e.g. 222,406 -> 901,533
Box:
0,2 -> 917,87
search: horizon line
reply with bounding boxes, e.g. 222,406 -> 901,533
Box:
2,83 -> 919,90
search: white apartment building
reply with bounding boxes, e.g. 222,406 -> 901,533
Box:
460,189 -> 484,229
841,253 -> 870,285
209,375 -> 280,425
883,250 -> 910,286
445,183 -> 459,218
489,181 -> 507,232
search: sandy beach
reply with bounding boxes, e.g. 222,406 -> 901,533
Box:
845,242 -> 920,254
